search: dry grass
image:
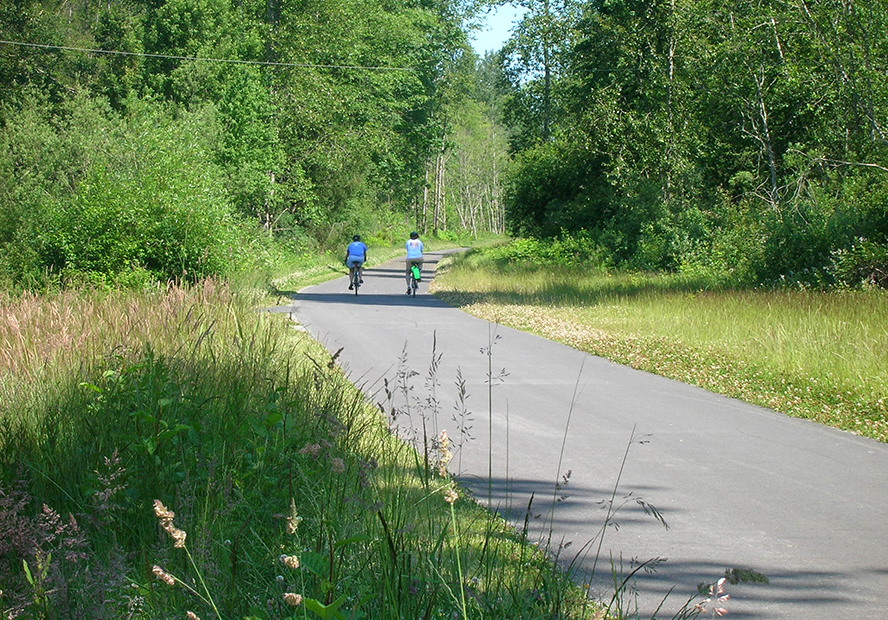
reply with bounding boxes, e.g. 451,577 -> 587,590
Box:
0,281 -> 234,379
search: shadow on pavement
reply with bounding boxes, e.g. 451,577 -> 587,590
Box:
289,291 -> 451,309
472,473 -> 857,619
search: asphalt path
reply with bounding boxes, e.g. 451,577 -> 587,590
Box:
272,250 -> 888,619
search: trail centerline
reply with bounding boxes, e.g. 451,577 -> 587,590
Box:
272,250 -> 888,619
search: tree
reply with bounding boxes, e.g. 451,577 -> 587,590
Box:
500,0 -> 580,146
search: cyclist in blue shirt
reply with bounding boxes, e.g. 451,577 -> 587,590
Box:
405,231 -> 423,294
345,235 -> 368,290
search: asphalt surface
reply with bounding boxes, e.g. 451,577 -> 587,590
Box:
273,250 -> 888,619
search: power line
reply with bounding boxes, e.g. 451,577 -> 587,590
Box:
0,39 -> 415,72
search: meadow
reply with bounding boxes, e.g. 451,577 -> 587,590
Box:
432,250 -> 888,443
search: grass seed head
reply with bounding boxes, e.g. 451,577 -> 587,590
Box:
152,565 -> 175,586
153,500 -> 175,527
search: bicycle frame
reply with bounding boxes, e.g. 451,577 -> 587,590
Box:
352,268 -> 361,295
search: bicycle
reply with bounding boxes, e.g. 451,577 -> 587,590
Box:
352,268 -> 362,295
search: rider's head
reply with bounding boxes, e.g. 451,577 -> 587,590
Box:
353,235 -> 361,241
409,231 -> 419,239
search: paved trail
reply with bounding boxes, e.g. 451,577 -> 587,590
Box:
274,250 -> 888,619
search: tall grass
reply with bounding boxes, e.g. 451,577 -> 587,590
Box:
433,251 -> 888,442
0,278 -> 598,619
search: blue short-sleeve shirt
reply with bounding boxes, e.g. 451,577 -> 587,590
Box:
347,241 -> 367,258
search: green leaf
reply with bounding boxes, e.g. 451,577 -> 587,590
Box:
22,559 -> 34,586
333,534 -> 370,550
264,411 -> 284,428
299,551 -> 328,579
303,594 -> 348,620
141,436 -> 157,455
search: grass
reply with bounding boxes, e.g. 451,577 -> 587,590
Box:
431,251 -> 888,443
0,252 -> 611,619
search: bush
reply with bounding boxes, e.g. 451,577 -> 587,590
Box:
830,238 -> 888,288
481,232 -> 611,271
0,93 -> 248,287
504,139 -> 612,237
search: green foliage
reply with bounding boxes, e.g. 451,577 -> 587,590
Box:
1,0 -> 490,287
830,237 -> 888,288
506,138 -> 611,237
497,0 -> 888,287
480,233 -> 611,271
0,1 -> 70,108
0,93 -> 246,287
500,0 -> 581,146
443,96 -> 510,236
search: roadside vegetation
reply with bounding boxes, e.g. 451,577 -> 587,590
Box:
432,241 -> 888,444
0,267 -> 611,619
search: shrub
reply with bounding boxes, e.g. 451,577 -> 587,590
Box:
0,93 -> 248,288
480,232 -> 611,271
504,139 -> 612,238
830,238 -> 888,288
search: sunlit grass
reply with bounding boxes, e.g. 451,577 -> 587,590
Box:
611,289 -> 888,396
433,252 -> 888,442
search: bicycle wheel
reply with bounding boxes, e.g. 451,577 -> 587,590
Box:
353,272 -> 360,295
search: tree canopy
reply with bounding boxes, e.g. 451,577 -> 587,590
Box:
499,0 -> 888,286
1,0 -> 508,287
4,0 -> 887,288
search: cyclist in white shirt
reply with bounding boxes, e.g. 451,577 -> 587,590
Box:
405,231 -> 423,294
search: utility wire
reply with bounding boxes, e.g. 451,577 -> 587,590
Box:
0,39 -> 415,72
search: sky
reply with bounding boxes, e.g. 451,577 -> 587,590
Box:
470,3 -> 528,56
